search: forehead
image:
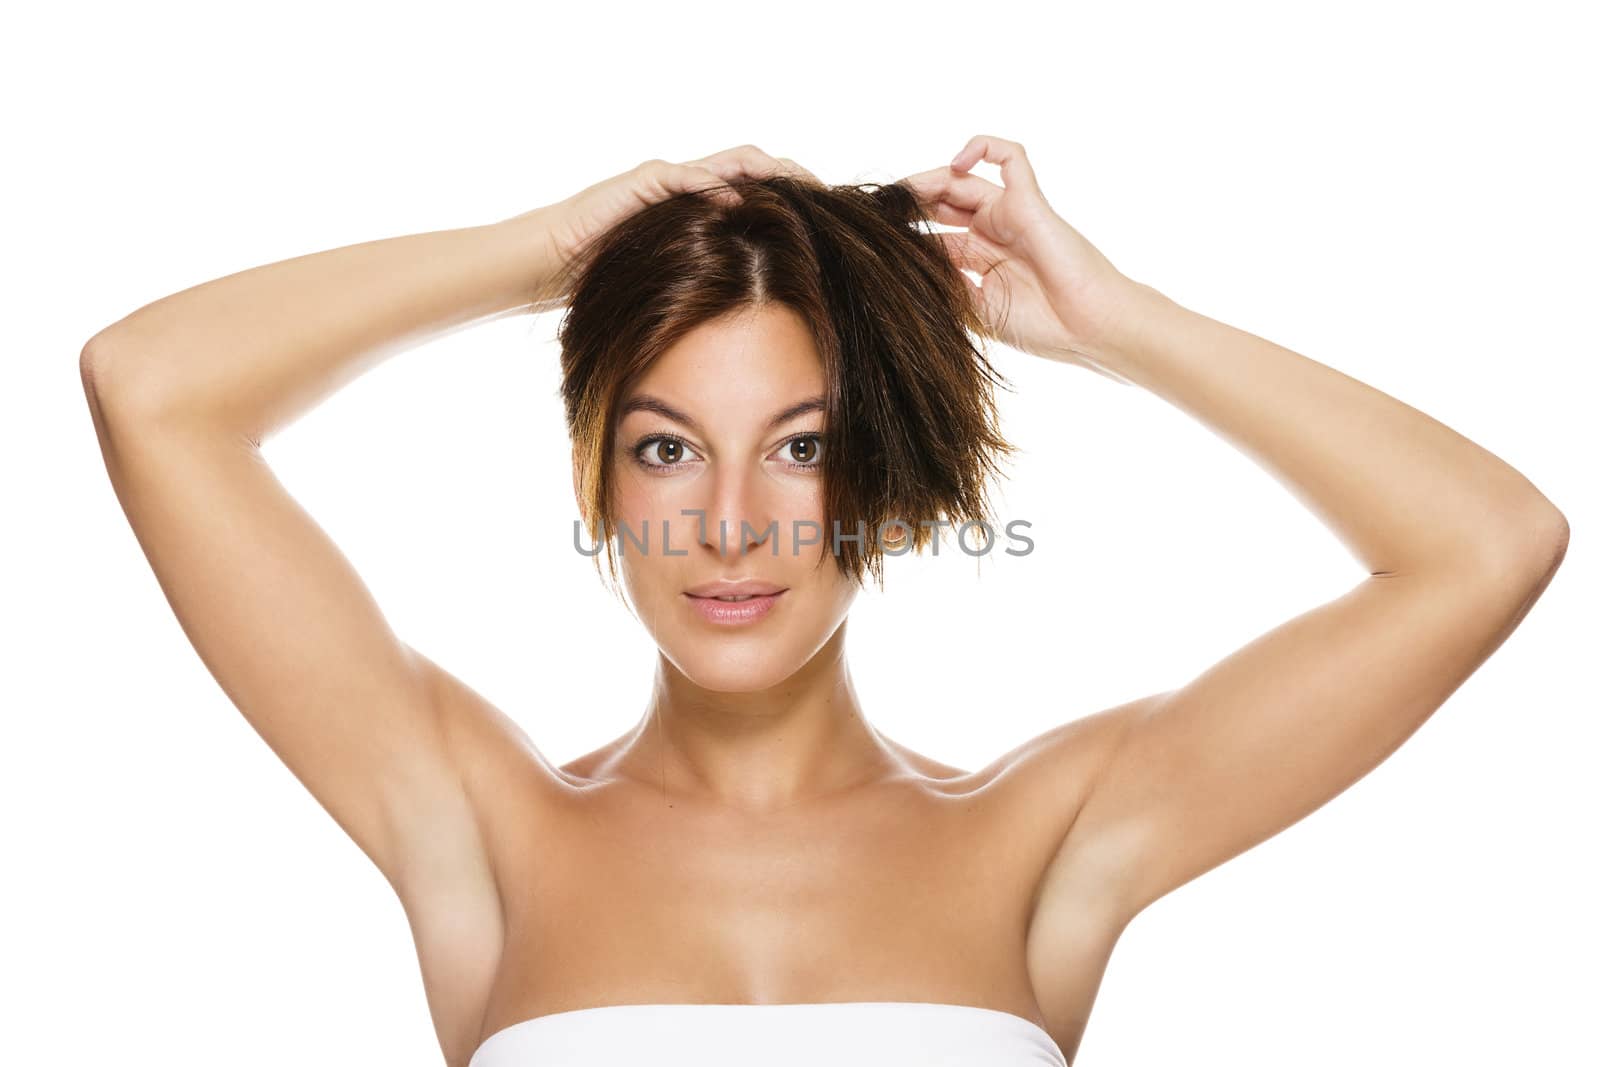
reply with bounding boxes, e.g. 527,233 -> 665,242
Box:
622,305 -> 824,421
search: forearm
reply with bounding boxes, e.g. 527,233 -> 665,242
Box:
82,209 -> 561,443
1087,282 -> 1568,579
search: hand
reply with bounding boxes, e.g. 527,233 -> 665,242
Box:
506,145 -> 821,306
900,134 -> 1142,383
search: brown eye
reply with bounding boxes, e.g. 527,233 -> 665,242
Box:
781,435 -> 824,469
633,434 -> 700,472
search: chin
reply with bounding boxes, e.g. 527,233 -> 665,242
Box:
660,636 -> 808,694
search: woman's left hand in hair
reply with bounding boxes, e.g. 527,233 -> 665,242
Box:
901,134 -> 1144,384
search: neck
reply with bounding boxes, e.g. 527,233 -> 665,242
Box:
613,623 -> 903,813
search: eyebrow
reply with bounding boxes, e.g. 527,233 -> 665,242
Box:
619,393 -> 826,435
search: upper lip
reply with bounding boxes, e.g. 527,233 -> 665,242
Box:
685,579 -> 788,598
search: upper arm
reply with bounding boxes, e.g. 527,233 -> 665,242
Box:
1046,534 -> 1567,926
82,354 -> 496,899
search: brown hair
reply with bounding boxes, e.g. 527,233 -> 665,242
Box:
553,172 -> 1018,593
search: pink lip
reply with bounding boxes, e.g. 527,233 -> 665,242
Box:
684,589 -> 787,625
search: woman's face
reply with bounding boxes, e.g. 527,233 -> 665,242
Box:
600,303 -> 860,693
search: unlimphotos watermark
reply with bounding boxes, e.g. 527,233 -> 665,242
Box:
574,510 -> 1035,558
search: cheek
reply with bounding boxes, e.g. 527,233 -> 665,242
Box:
606,468 -> 679,552
607,461 -> 649,515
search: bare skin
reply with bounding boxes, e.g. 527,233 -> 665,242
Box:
80,139 -> 1568,1067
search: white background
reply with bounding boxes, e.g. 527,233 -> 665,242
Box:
6,2 -> 1593,1064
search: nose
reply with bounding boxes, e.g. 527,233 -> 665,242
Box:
691,462 -> 779,560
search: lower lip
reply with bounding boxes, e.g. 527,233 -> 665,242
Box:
685,590 -> 787,625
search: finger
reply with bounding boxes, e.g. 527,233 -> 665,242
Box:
898,167 -> 975,225
949,134 -> 1042,197
649,160 -> 743,206
776,156 -> 824,185
688,144 -> 815,185
690,169 -> 745,206
924,199 -> 975,228
899,166 -> 1003,217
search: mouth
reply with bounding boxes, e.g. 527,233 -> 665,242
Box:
683,589 -> 788,625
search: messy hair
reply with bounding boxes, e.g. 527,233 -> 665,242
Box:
552,172 -> 1018,592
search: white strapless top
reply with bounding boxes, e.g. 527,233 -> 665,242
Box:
468,1001 -> 1069,1066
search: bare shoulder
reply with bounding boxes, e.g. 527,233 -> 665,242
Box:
968,692 -> 1172,909
970,693 -> 1160,804
413,650 -> 570,792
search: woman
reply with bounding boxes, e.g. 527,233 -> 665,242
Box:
79,136 -> 1569,1067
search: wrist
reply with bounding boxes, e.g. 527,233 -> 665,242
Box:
487,207 -> 568,313
1074,276 -> 1173,375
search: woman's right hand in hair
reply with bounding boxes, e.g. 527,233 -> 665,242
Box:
504,146 -> 820,306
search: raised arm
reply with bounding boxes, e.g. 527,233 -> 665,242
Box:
79,210 -> 577,1061
78,211 -> 567,881
904,136 -> 1568,937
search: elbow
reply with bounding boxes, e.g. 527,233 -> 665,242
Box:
1537,507 -> 1570,574
79,333 -> 115,412
79,332 -> 113,401
1515,491 -> 1569,570
1483,504 -> 1569,585
77,328 -> 169,421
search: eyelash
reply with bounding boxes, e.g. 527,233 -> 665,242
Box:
631,432 -> 825,475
